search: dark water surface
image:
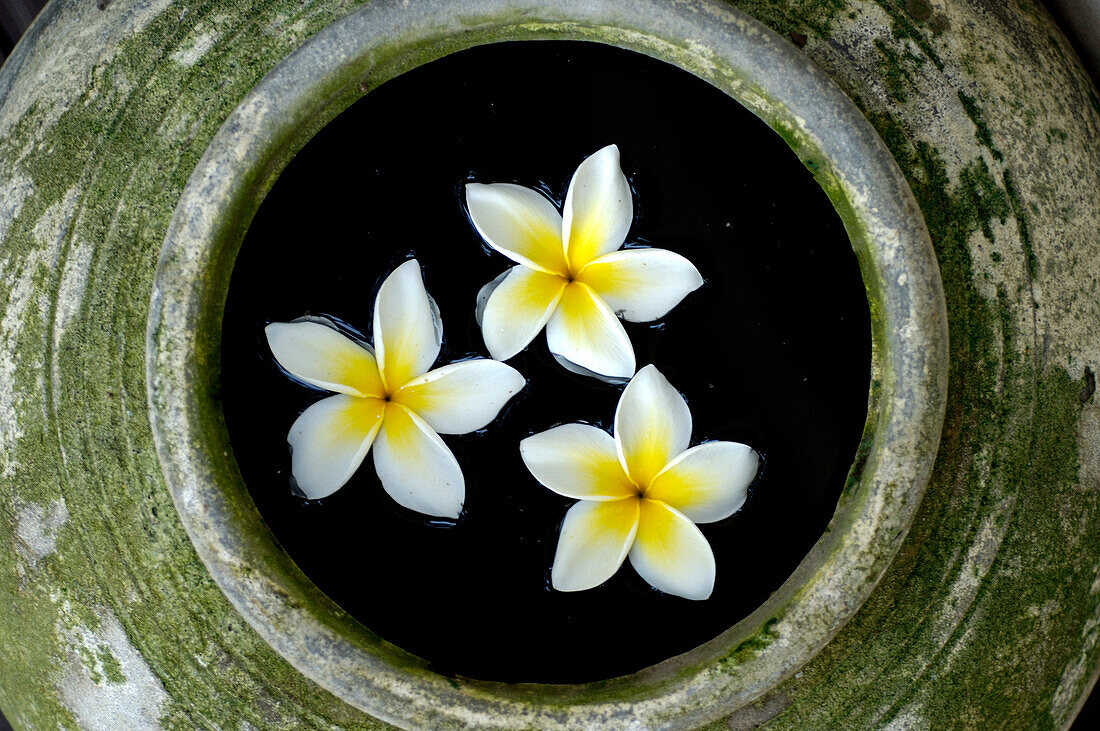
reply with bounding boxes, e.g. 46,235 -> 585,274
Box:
220,41 -> 871,683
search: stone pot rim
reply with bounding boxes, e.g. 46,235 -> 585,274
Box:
146,0 -> 949,727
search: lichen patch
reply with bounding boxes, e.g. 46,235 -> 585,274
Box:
882,702 -> 930,731
0,0 -> 174,141
0,169 -> 34,244
58,606 -> 169,731
1,193 -> 69,479
13,497 -> 69,574
170,29 -> 220,67
1052,562 -> 1100,726
52,235 -> 93,365
31,185 -> 80,251
1051,406 -> 1100,725
939,497 -> 1014,629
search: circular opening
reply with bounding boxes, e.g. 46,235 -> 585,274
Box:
219,40 -> 871,684
148,1 -> 947,726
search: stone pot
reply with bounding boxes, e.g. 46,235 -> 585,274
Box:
0,0 -> 1096,728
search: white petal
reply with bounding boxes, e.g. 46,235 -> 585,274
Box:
287,394 -> 386,499
551,352 -> 630,386
629,499 -> 716,600
563,144 -> 632,271
551,498 -> 640,592
466,183 -> 569,276
480,266 -> 567,361
266,320 -> 384,398
545,282 -> 635,380
520,424 -> 637,501
577,248 -> 704,322
614,365 -> 692,487
646,442 -> 758,523
475,268 -> 511,328
373,259 -> 442,391
372,402 -> 464,518
393,359 -> 525,435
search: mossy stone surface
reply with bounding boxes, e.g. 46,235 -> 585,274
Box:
0,0 -> 1097,728
147,0 -> 947,725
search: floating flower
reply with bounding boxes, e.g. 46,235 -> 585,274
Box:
520,365 -> 758,599
466,144 -> 704,380
266,259 -> 525,518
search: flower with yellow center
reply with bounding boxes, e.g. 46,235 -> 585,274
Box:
466,144 -> 704,380
520,365 -> 758,599
266,259 -> 525,518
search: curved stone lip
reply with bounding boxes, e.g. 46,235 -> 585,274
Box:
146,0 -> 948,727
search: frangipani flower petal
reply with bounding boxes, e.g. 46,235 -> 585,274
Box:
475,268 -> 511,328
373,402 -> 464,519
552,498 -> 640,592
519,424 -> 637,501
287,394 -> 386,499
373,259 -> 442,391
646,442 -> 758,523
578,248 -> 704,322
614,364 -> 692,487
466,183 -> 569,276
266,320 -> 384,398
546,282 -> 635,380
480,266 -> 567,361
394,359 -> 525,435
563,144 -> 632,272
550,352 -> 627,386
629,499 -> 716,600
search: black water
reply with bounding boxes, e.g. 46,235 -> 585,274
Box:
220,41 -> 871,684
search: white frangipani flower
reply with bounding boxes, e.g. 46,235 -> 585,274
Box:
466,144 -> 704,380
266,259 -> 525,518
520,365 -> 758,600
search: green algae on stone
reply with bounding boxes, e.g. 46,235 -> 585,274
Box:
721,0 -> 1100,725
1,0 -> 1098,728
1002,168 -> 1040,281
732,0 -> 848,46
1,0 -> 398,728
150,0 -> 949,726
957,90 -> 1005,161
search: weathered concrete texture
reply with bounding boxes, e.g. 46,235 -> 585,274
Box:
147,0 -> 946,727
0,1 -> 399,728
729,0 -> 1100,728
0,0 -> 1096,729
